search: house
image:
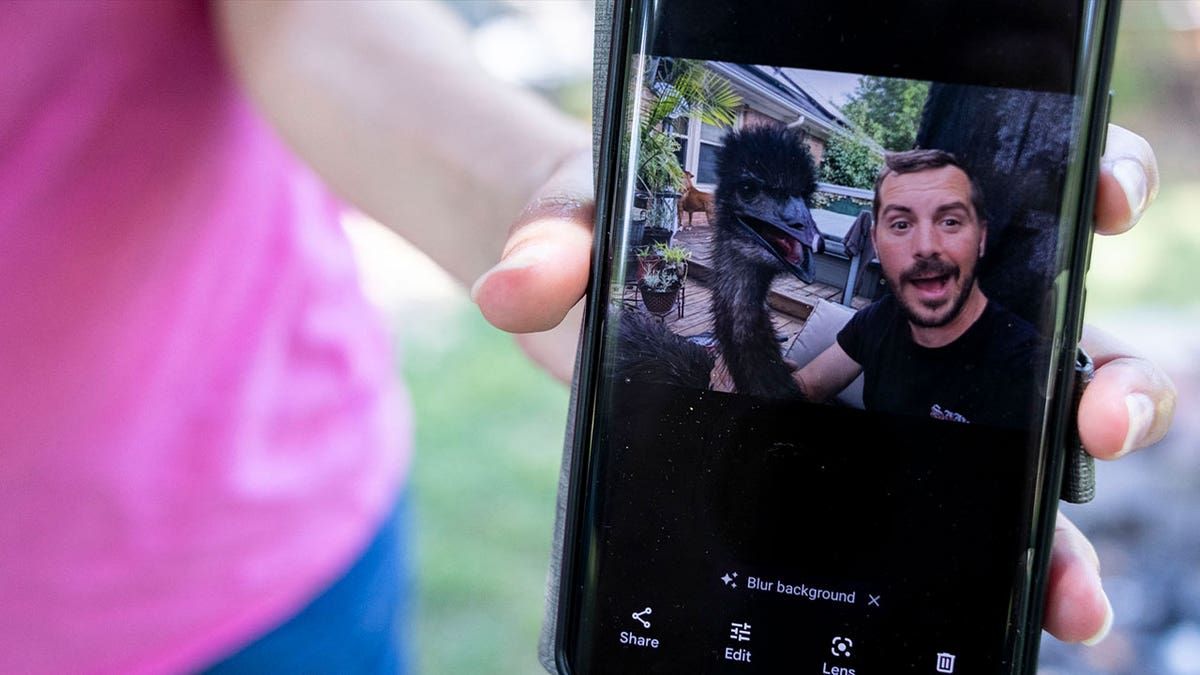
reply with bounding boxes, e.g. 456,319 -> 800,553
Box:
665,63 -> 852,191
662,62 -> 883,303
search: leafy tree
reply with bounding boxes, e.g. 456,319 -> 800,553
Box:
841,76 -> 930,152
819,133 -> 880,190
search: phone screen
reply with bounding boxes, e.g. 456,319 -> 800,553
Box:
562,1 -> 1113,672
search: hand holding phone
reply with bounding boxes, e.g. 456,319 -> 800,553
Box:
468,2 -> 1174,666
506,2 -> 1180,667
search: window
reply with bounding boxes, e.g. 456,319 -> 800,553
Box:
664,116 -> 689,177
664,114 -> 736,189
695,120 -> 725,185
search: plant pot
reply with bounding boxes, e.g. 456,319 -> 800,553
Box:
639,285 -> 680,315
641,226 -> 673,248
629,217 -> 647,242
626,218 -> 648,284
647,191 -> 680,232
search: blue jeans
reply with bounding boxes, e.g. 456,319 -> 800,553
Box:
204,500 -> 411,674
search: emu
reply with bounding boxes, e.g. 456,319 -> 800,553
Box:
617,125 -> 824,399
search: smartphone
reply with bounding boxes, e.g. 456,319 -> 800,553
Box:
553,0 -> 1118,672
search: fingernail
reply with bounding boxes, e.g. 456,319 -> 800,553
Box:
1112,158 -> 1149,227
1118,392 -> 1154,457
1082,591 -> 1114,647
468,244 -> 550,302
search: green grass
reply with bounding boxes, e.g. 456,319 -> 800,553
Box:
401,304 -> 568,674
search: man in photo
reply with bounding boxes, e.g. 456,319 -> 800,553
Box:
794,149 -> 1042,427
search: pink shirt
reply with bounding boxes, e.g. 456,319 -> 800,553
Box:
0,2 -> 409,673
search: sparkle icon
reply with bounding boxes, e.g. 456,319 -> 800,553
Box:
721,572 -> 739,588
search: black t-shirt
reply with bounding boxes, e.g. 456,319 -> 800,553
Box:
836,295 -> 1043,428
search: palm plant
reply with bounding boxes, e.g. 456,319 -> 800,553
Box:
636,58 -> 741,204
641,58 -> 741,136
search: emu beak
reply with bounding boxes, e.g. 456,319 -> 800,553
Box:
733,199 -> 824,283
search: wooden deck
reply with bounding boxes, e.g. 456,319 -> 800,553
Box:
643,218 -> 870,342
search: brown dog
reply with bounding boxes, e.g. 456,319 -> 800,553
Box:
678,171 -> 714,229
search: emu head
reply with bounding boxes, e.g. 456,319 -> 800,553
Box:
714,125 -> 823,283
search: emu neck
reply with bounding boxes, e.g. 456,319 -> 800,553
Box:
710,232 -> 801,398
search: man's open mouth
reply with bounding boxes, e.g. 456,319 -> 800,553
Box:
910,273 -> 951,290
903,267 -> 959,301
734,213 -> 817,282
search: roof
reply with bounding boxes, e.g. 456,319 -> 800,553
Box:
706,62 -> 851,137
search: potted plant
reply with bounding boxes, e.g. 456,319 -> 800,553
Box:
637,242 -> 691,315
636,128 -> 685,247
654,241 -> 691,276
637,269 -> 682,315
633,245 -> 660,281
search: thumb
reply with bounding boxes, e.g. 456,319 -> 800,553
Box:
470,148 -> 594,334
1094,124 -> 1159,235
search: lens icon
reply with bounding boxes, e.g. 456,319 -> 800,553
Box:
831,636 -> 853,657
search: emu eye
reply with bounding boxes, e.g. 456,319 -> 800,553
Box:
736,181 -> 760,200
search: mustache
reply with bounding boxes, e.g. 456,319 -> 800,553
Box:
899,258 -> 959,284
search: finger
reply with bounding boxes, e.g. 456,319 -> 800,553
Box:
471,148 -> 594,334
1077,325 -> 1177,460
1094,124 -> 1159,235
515,300 -> 584,384
1044,512 -> 1112,644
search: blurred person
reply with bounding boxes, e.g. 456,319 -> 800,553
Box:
0,3 -> 1174,675
1,2 -> 586,672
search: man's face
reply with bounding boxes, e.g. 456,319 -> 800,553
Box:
872,165 -> 986,328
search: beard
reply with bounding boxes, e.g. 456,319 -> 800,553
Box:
887,256 -> 979,329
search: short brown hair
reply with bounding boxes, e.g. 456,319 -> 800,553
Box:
871,149 -> 986,224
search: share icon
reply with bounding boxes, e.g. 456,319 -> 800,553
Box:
631,607 -> 653,628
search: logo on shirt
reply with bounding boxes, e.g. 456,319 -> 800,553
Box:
930,404 -> 970,424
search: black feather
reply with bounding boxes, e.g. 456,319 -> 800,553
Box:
715,126 -> 818,205
614,310 -> 714,390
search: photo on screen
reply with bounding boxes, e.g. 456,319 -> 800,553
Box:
610,58 -> 1075,429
